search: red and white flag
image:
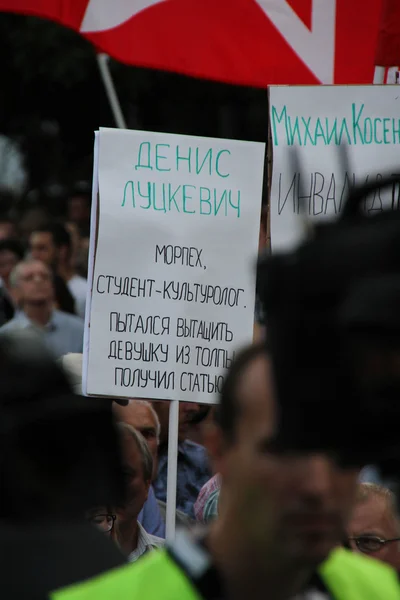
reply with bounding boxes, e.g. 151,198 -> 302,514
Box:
0,0 -> 383,87
375,0 -> 400,83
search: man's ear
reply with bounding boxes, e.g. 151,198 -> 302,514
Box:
204,422 -> 229,477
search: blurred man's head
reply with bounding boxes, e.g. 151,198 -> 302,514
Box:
0,239 -> 24,288
152,400 -> 201,444
113,400 -> 160,480
10,259 -> 53,308
0,217 -> 18,241
64,222 -> 81,268
0,331 -> 124,518
348,483 -> 400,570
208,343 -> 359,568
30,223 -> 71,269
67,185 -> 91,232
19,207 -> 49,243
116,423 -> 152,524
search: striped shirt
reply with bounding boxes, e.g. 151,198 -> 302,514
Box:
128,522 -> 164,563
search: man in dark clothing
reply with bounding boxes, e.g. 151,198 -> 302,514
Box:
0,331 -> 126,599
0,238 -> 25,324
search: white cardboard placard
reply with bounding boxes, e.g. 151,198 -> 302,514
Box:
84,128 -> 265,403
269,85 -> 400,251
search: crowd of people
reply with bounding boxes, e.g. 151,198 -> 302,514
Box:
1,189 -> 400,599
2,331 -> 400,600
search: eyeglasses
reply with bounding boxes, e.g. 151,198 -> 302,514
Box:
348,535 -> 400,553
89,513 -> 116,533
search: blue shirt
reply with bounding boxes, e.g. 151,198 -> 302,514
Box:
137,485 -> 165,538
154,439 -> 211,518
0,309 -> 84,358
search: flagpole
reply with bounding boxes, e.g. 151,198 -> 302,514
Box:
373,66 -> 385,84
97,53 -> 127,129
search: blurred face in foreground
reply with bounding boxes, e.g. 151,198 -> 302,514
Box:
214,353 -> 359,567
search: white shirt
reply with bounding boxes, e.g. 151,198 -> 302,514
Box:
128,522 -> 164,563
67,275 -> 87,319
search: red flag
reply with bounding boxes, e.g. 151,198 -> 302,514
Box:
375,0 -> 400,66
0,0 -> 383,87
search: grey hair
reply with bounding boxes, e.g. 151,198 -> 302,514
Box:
128,399 -> 161,444
9,259 -> 49,288
357,482 -> 400,533
117,422 -> 153,482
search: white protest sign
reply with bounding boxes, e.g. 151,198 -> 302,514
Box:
269,85 -> 400,251
84,128 -> 265,403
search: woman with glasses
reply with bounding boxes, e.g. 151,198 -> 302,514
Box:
87,508 -> 117,535
86,425 -> 164,563
347,482 -> 400,571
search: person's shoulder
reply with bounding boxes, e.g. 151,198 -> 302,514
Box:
0,318 -> 17,331
54,310 -> 84,330
182,439 -> 207,454
0,315 -> 23,333
320,548 -> 400,598
51,550 -> 189,600
180,440 -> 208,461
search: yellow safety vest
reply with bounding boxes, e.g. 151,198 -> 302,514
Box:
51,547 -> 400,600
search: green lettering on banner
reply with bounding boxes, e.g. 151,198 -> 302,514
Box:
352,103 -> 364,144
182,185 -> 196,214
271,101 -> 400,148
152,183 -> 166,212
392,119 -> 400,144
363,118 -> 373,144
176,145 -> 192,172
195,148 -> 212,175
338,119 -> 352,145
383,118 -> 391,144
168,184 -> 181,212
155,144 -> 171,172
287,116 -> 302,146
271,105 -> 288,146
374,118 -> 382,144
301,117 -> 315,146
122,181 -> 135,207
138,181 -> 151,209
314,118 -> 327,145
135,142 -> 153,170
199,187 -> 212,215
325,118 -> 338,145
215,150 -> 231,178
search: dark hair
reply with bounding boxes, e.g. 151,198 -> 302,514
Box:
188,404 -> 211,426
0,331 -> 125,517
34,222 -> 71,250
215,342 -> 267,442
0,214 -> 16,226
0,239 -> 25,260
53,274 -> 76,315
